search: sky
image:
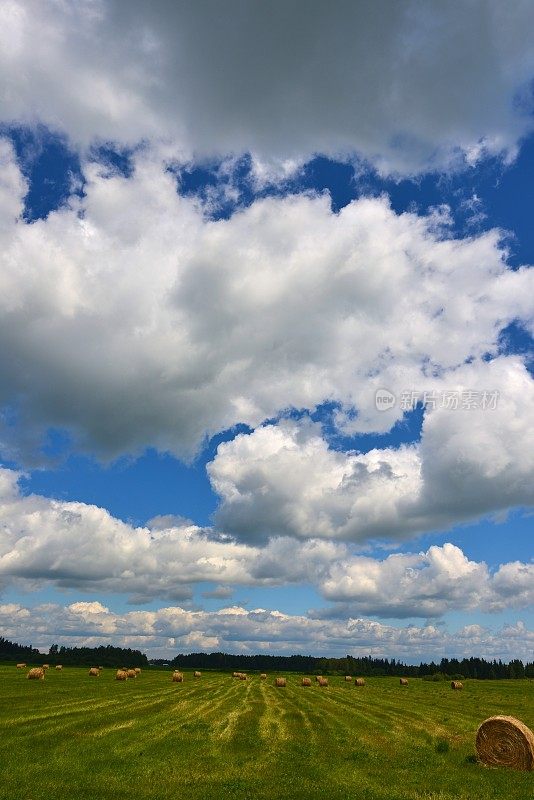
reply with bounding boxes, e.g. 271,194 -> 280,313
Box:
0,0 -> 532,663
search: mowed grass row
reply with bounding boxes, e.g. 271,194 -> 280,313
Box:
0,667 -> 532,800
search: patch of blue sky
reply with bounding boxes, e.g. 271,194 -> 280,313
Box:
2,125 -> 83,220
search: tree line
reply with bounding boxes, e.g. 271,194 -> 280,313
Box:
2,636 -> 532,677
155,651 -> 534,679
0,637 -> 147,667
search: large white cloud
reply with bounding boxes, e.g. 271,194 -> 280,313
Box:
209,357 -> 534,542
320,543 -> 534,618
1,599 -> 532,662
0,466 -> 343,601
0,468 -> 531,618
1,2 -> 534,173
0,142 -> 532,462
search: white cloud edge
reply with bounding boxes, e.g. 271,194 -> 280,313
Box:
2,599 -> 532,662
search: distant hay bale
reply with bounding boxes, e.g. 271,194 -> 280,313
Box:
400,678 -> 408,686
134,668 -> 141,674
345,676 -> 352,682
315,675 -> 323,682
301,677 -> 312,686
232,672 -> 240,678
239,673 -> 247,681
55,665 -> 63,671
476,716 -> 534,771
260,673 -> 267,679
98,666 -> 104,670
42,664 -> 50,670
318,677 -> 328,687
451,680 -> 463,690
16,663 -> 26,669
172,671 -> 183,683
355,678 -> 365,686
194,671 -> 201,677
27,667 -> 45,680
116,669 -> 128,681
126,669 -> 137,678
89,667 -> 100,677
275,677 -> 286,687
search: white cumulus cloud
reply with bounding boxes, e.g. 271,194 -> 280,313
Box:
0,144 -> 532,462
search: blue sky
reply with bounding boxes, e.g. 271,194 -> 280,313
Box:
0,1 -> 532,662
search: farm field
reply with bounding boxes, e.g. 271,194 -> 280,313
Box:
0,666 -> 532,800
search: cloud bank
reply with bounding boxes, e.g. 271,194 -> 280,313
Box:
0,142 -> 532,466
2,1 -> 534,173
1,599 -> 532,662
0,468 -> 531,618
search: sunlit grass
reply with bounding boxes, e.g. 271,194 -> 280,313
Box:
0,667 -> 532,800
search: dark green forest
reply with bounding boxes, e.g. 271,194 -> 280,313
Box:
2,635 -> 532,677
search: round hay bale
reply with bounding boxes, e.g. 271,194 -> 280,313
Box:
355,678 -> 365,686
232,671 -> 240,678
476,716 -> 534,771
239,673 -> 247,681
345,676 -> 352,682
260,673 -> 267,679
172,671 -> 183,683
275,677 -> 286,687
134,667 -> 141,674
126,669 -> 137,678
194,671 -> 201,678
27,667 -> 45,680
318,677 -> 328,687
16,663 -> 26,669
399,678 -> 408,686
451,680 -> 463,690
115,669 -> 128,681
301,677 -> 312,686
89,667 -> 100,677
42,664 -> 50,670
55,665 -> 63,671
98,666 -> 104,670
315,675 -> 323,683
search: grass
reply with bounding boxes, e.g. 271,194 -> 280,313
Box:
0,667 -> 532,800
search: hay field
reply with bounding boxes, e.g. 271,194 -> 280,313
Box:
0,666 -> 532,800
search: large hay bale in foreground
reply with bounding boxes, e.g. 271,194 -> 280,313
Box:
116,670 -> 128,681
126,669 -> 137,679
27,668 -> 44,680
476,716 -> 534,771
55,665 -> 63,671
451,680 -> 463,690
275,677 -> 286,687
355,678 -> 365,686
260,673 -> 267,680
172,671 -> 183,683
399,678 -> 408,686
301,677 -> 312,686
16,663 -> 26,669
89,667 -> 100,677
194,671 -> 201,678
344,676 -> 352,682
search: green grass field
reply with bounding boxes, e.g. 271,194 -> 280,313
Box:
0,666 -> 532,800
